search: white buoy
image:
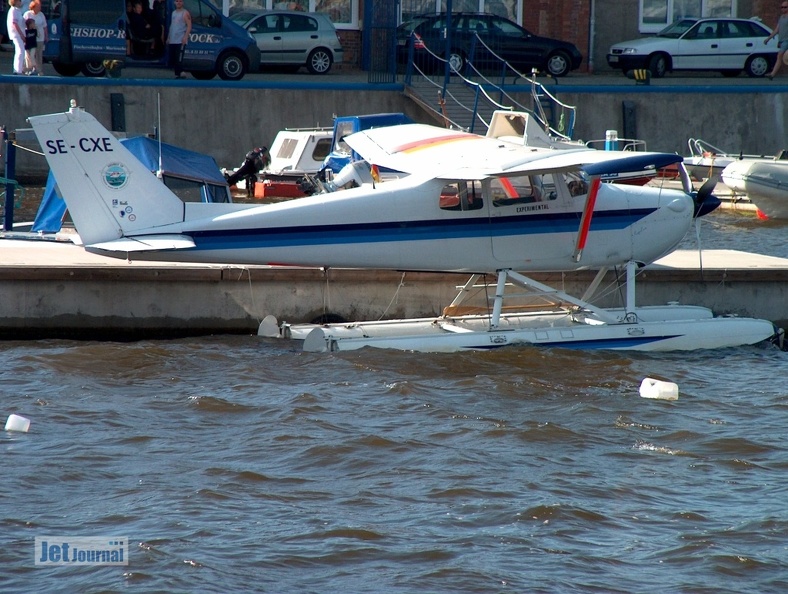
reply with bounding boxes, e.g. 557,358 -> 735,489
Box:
5,414 -> 31,433
639,378 -> 679,401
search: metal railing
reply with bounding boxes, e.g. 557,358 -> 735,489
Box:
403,32 -> 576,138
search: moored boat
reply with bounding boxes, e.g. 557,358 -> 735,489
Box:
684,138 -> 786,181
722,160 -> 788,220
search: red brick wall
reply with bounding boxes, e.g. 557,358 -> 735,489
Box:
523,0 -> 591,73
336,30 -> 361,70
755,0 -> 780,29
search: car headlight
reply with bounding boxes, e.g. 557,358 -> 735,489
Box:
620,48 -> 639,54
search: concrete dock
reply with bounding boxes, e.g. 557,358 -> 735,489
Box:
1,237 -> 785,340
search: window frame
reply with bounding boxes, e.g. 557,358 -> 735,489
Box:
638,0 -> 737,34
223,1 -> 358,29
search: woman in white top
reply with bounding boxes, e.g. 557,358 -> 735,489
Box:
23,0 -> 46,75
6,0 -> 25,74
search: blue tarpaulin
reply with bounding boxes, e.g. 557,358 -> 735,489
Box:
32,136 -> 230,233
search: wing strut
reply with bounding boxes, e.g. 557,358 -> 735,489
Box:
572,177 -> 601,262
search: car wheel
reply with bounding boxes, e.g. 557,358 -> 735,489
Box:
447,51 -> 465,73
648,53 -> 669,78
745,55 -> 770,77
52,62 -> 81,77
307,48 -> 333,74
81,61 -> 106,77
545,51 -> 571,77
217,50 -> 247,81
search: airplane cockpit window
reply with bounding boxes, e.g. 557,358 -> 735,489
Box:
563,171 -> 589,197
490,174 -> 554,206
439,181 -> 484,211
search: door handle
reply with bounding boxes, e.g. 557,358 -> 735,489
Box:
746,42 -> 753,47
710,44 -> 718,48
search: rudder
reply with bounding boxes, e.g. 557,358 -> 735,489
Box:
28,106 -> 185,246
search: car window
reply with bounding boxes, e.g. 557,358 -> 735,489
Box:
399,17 -> 431,35
693,22 -> 718,39
417,15 -> 448,34
183,0 -> 218,29
722,21 -> 749,38
250,15 -> 279,33
283,14 -> 318,32
724,20 -> 766,38
492,17 -> 527,37
466,17 -> 489,36
230,12 -> 257,26
659,19 -> 697,38
69,0 -> 117,24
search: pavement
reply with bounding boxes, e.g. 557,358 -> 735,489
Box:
3,41 -> 788,87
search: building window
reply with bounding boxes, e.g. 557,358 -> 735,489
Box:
639,0 -> 736,33
401,1 -> 520,25
227,0 -> 358,28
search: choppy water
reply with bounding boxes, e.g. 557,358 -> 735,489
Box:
1,189 -> 787,593
1,340 -> 786,593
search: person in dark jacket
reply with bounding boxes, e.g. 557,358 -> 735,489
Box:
225,147 -> 271,196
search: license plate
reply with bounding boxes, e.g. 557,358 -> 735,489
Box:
609,55 -> 619,63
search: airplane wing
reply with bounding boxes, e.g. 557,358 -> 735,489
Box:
344,123 -> 681,180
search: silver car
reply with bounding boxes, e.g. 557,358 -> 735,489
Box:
231,10 -> 344,75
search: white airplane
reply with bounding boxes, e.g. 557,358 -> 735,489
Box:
27,105 -> 779,353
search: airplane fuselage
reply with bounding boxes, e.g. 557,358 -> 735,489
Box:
116,173 -> 693,272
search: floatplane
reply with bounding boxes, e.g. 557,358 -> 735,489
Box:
27,104 -> 779,353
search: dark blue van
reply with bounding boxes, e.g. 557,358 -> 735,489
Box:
42,0 -> 260,80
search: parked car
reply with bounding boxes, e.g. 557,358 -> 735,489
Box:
231,10 -> 344,74
607,17 -> 777,78
42,0 -> 260,80
396,12 -> 582,77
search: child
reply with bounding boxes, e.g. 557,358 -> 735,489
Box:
24,17 -> 37,75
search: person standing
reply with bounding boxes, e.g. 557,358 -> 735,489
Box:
23,0 -> 46,75
167,0 -> 191,79
6,0 -> 25,75
22,17 -> 35,73
765,2 -> 788,79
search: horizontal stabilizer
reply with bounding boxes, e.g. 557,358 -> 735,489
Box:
87,234 -> 196,253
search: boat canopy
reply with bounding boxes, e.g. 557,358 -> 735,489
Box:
32,136 -> 231,233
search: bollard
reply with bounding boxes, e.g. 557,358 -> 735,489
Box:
633,68 -> 651,84
604,130 -> 619,151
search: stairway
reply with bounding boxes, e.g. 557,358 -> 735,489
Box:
404,75 -> 509,133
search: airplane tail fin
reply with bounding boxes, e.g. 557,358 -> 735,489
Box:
27,106 -> 185,246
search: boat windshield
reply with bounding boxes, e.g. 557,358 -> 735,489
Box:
657,19 -> 698,38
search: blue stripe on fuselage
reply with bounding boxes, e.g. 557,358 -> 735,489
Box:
187,208 -> 656,251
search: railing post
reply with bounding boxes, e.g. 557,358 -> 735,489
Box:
405,33 -> 414,86
3,127 -> 16,232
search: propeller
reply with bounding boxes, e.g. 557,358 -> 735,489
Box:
691,175 -> 721,218
677,163 -> 720,217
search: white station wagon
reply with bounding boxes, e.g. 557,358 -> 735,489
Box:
607,17 -> 778,78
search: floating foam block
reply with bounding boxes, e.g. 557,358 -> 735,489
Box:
639,378 -> 679,401
5,414 -> 31,433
